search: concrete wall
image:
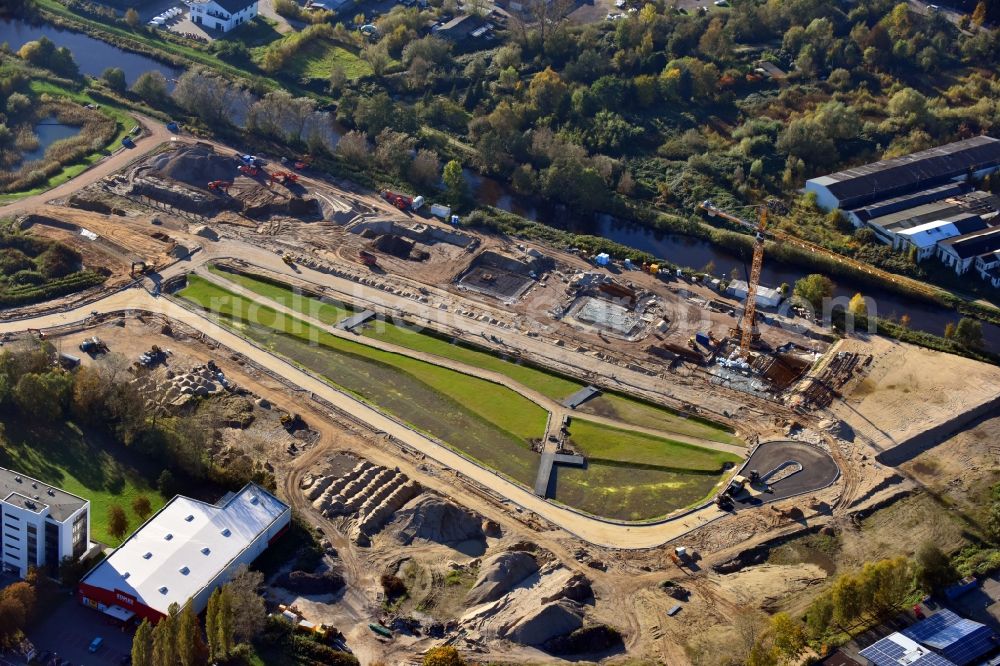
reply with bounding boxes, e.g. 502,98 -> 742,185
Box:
875,392 -> 1000,466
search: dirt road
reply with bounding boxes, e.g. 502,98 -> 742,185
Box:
0,285 -> 735,548
0,115 -> 172,219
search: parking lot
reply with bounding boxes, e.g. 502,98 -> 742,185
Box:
28,597 -> 134,665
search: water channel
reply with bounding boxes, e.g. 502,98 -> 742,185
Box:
18,116 -> 80,164
0,18 -> 183,86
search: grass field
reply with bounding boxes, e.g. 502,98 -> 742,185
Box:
256,37 -> 374,81
206,267 -> 739,445
0,420 -> 165,546
179,275 -> 546,485
552,419 -> 739,521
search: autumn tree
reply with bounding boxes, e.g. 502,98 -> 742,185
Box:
108,503 -> 129,541
423,646 -> 466,666
131,71 -> 168,105
954,317 -> 984,349
132,495 -> 153,520
443,159 -> 467,205
793,274 -> 834,310
125,8 -> 140,28
916,543 -> 957,594
972,1 -> 987,26
848,293 -> 868,317
228,565 -> 266,644
409,148 -> 440,187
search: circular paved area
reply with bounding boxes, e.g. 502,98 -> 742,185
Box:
733,439 -> 839,509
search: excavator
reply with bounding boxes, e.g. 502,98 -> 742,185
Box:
207,180 -> 231,194
699,200 -> 768,359
238,164 -> 260,177
270,171 -> 299,187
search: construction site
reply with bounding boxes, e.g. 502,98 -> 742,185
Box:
2,122 -> 999,664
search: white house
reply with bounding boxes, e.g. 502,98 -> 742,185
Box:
894,214 -> 987,261
186,0 -> 258,32
1,467 -> 91,579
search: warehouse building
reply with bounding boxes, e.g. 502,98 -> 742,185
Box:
860,191 -> 998,248
895,214 -> 989,262
937,226 -> 1000,275
0,467 -> 91,579
727,280 -> 783,307
78,483 -> 289,623
806,135 -> 1000,211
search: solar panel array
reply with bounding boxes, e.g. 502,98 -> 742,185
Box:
859,636 -> 957,666
901,610 -> 998,666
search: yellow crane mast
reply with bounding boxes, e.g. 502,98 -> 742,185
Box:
698,200 -> 768,359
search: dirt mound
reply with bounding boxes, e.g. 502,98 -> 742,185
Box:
391,496 -> 485,546
275,570 -> 345,595
67,195 -> 125,216
504,600 -> 583,645
465,551 -> 539,606
148,144 -> 235,188
545,624 -> 623,655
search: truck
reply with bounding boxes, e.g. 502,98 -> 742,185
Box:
166,121 -> 179,133
79,336 -> 108,354
381,190 -> 424,211
944,576 -> 978,600
369,623 -> 392,639
121,136 -> 135,148
430,203 -> 452,219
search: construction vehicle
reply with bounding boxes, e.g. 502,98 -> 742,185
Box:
381,190 -> 424,211
699,200 -> 768,359
358,250 -> 378,267
240,154 -> 266,167
293,155 -> 312,170
79,337 -> 108,354
270,171 -> 299,186
130,261 -> 148,277
238,164 -> 260,177
138,346 -> 167,368
207,180 -> 231,193
368,623 -> 392,639
166,121 -> 179,133
281,254 -> 296,268
121,136 -> 135,148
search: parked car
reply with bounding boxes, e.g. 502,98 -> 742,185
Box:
88,636 -> 103,653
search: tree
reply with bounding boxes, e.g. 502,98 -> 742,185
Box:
361,44 -> 392,77
972,0 -> 987,26
954,317 -> 984,349
152,603 -> 180,666
830,572 -> 865,630
769,612 -> 806,660
916,543 -> 957,594
207,586 -> 234,658
102,67 -> 127,93
108,504 -> 129,541
132,495 -> 152,520
131,71 -> 168,105
329,65 -> 348,95
228,566 -> 266,644
423,646 -> 465,666
848,293 -> 868,317
125,8 -> 141,28
132,619 -> 154,666
528,67 -> 568,116
794,274 -> 834,310
14,372 -> 71,422
443,159 -> 467,205
158,469 -> 177,495
944,322 -> 956,339
335,130 -> 370,166
177,603 -> 209,666
408,148 -> 440,187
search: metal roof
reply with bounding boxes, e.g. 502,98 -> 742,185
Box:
939,225 -> 1000,260
808,136 -> 1000,209
0,466 -> 88,522
81,484 -> 288,616
901,610 -> 997,666
897,215 -> 987,249
866,191 -> 998,233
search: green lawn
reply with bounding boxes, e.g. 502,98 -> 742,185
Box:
553,419 -> 739,521
0,82 -> 135,204
0,420 -> 166,546
566,419 -> 739,470
179,276 -> 546,484
205,267 -> 740,445
284,39 -> 374,81
208,267 -> 353,325
218,16 -> 283,48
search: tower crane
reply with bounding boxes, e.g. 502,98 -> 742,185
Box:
698,200 -> 769,359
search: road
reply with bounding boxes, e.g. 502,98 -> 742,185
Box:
0,116 -> 172,220
0,285 -> 734,549
193,265 -> 747,456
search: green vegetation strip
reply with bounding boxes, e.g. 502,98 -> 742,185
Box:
0,420 -> 165,545
179,275 -> 546,486
553,419 -> 740,522
207,266 -> 739,444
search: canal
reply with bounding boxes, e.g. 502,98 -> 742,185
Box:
0,18 -> 183,86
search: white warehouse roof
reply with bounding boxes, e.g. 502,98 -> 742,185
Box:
728,279 -> 783,307
82,484 -> 288,616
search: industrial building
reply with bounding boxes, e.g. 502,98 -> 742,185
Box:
1,467 -> 91,579
727,280 -> 783,308
806,136 -> 1000,284
859,610 -> 998,666
806,136 -> 1000,211
78,483 -> 289,623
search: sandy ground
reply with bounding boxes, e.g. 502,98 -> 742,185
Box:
826,336 -> 1000,452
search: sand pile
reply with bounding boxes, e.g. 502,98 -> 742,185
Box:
148,144 -> 236,187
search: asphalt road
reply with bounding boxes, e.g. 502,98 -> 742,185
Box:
734,439 -> 840,508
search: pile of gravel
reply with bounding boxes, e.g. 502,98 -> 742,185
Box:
148,145 -> 236,187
